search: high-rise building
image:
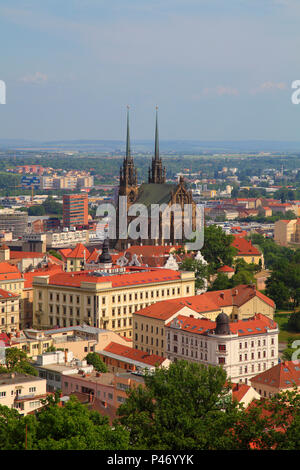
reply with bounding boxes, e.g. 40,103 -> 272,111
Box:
62,194 -> 88,228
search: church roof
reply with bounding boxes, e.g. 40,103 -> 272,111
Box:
134,183 -> 178,208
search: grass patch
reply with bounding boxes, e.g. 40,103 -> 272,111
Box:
274,311 -> 300,343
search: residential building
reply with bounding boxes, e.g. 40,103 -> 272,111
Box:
133,284 -> 275,356
274,219 -> 300,246
0,372 -> 48,415
0,288 -> 20,333
166,312 -> 279,384
46,229 -> 89,249
34,351 -> 93,392
61,370 -> 145,413
231,236 -> 264,266
63,194 -> 88,229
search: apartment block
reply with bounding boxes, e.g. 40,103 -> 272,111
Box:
166,312 -> 279,385
0,372 -> 48,415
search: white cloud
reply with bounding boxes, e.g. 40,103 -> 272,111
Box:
19,72 -> 48,84
201,85 -> 239,97
250,81 -> 287,94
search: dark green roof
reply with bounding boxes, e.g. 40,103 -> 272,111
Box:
135,183 -> 178,208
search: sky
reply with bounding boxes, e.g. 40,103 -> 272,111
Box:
1,0 -> 300,142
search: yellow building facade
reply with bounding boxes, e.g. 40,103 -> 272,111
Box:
32,270 -> 195,339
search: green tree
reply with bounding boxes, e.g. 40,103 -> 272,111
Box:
180,258 -> 209,291
209,273 -> 232,291
28,205 -> 46,216
85,352 -> 108,373
0,395 -> 129,450
202,225 -> 237,271
2,348 -> 38,376
117,360 -> 240,450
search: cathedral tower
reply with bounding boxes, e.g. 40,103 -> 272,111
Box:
148,107 -> 166,184
119,106 -> 138,203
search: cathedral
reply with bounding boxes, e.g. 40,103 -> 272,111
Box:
115,108 -> 197,250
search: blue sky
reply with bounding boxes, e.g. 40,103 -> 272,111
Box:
1,0 -> 300,141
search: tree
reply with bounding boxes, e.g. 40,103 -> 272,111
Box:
28,205 -> 46,216
232,390 -> 300,450
84,352 -> 108,373
209,273 -> 232,291
117,360 -> 241,450
202,225 -> 237,271
180,258 -> 209,291
1,348 -> 38,376
0,395 -> 129,450
48,250 -> 63,261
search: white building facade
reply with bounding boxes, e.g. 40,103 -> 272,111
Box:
166,313 -> 278,384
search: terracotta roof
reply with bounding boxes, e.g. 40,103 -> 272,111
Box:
251,361 -> 300,390
0,288 -> 19,299
0,262 -> 23,282
43,268 -> 183,289
9,251 -> 45,259
65,243 -> 90,259
166,313 -> 277,337
135,285 -> 275,319
232,236 -> 261,256
231,383 -> 251,403
86,248 -> 100,263
101,341 -> 166,366
23,264 -> 63,288
217,265 -> 235,273
58,248 -> 73,260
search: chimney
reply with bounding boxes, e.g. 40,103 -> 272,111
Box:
64,349 -> 68,364
220,292 -> 224,299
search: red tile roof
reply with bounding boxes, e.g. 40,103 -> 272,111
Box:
58,248 -> 73,260
0,288 -> 18,299
231,236 -> 261,256
0,262 -> 23,282
23,264 -> 63,289
135,285 -> 275,319
167,313 -> 277,337
217,265 -> 235,273
251,361 -> 300,390
9,251 -> 45,259
231,383 -> 251,403
101,341 -> 166,366
43,268 -> 183,289
65,243 -> 90,259
86,248 -> 100,263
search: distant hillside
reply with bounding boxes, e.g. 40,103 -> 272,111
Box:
1,139 -> 300,153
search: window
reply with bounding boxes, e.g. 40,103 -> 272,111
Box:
29,387 -> 36,393
218,357 -> 225,364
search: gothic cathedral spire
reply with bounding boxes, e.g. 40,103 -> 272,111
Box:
119,106 -> 138,192
148,107 -> 166,184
